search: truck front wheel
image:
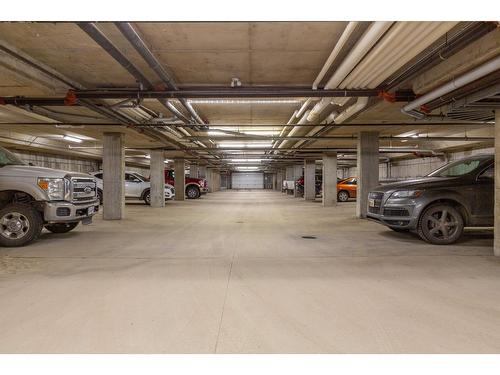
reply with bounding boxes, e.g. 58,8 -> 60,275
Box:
186,185 -> 200,199
45,222 -> 79,234
0,203 -> 43,247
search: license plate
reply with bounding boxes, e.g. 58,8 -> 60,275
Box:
368,198 -> 375,207
82,217 -> 92,225
87,206 -> 95,215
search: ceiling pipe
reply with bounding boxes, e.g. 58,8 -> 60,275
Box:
114,22 -> 205,126
334,97 -> 370,124
401,55 -> 500,118
187,135 -> 493,142
312,22 -> 359,90
77,22 -> 192,125
307,22 -> 393,123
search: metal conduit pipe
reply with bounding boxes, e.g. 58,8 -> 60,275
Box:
402,55 -> 500,118
115,22 -> 205,125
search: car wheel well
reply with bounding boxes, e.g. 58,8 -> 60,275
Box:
421,199 -> 469,226
141,188 -> 150,199
0,190 -> 36,207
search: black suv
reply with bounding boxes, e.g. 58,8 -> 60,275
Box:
367,155 -> 494,244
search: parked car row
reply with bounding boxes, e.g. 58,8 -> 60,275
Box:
295,175 -> 358,202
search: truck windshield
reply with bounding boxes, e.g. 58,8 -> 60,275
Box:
0,147 -> 25,167
427,158 -> 483,177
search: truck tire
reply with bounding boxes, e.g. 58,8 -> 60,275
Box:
417,204 -> 464,245
186,185 -> 200,199
45,222 -> 79,233
337,190 -> 349,202
0,203 -> 43,247
143,189 -> 151,205
97,189 -> 103,205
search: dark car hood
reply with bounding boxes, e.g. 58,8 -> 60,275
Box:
373,176 -> 461,192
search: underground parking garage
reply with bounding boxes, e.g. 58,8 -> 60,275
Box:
0,16 -> 500,357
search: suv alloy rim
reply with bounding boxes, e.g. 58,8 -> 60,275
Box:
339,191 -> 348,201
425,209 -> 459,241
0,212 -> 30,239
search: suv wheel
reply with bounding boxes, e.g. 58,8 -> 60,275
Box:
0,203 -> 43,247
337,190 -> 349,202
186,185 -> 200,199
45,222 -> 79,234
143,189 -> 151,205
417,204 -> 464,245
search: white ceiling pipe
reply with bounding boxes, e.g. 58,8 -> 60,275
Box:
295,99 -> 313,119
343,22 -> 458,89
312,22 -> 359,90
334,97 -> 369,124
279,110 -> 310,149
307,21 -> 393,122
402,55 -> 500,115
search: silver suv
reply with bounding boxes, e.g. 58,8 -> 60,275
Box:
367,155 -> 494,245
0,146 -> 99,247
90,171 -> 175,205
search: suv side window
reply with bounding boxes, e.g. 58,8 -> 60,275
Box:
478,165 -> 494,180
125,173 -> 140,182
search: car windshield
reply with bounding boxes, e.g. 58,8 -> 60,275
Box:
0,147 -> 26,167
427,158 -> 484,177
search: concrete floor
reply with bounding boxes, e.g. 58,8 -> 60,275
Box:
1,190 -> 499,353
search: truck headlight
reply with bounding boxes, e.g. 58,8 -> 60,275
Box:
37,178 -> 65,200
390,190 -> 422,199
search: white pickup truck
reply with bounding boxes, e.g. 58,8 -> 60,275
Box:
90,171 -> 175,205
0,146 -> 99,247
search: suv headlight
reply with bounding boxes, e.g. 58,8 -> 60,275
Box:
37,177 -> 65,200
390,190 -> 423,199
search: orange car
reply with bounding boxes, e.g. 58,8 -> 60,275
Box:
337,177 -> 357,202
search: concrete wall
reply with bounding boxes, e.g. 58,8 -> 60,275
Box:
347,147 -> 494,180
12,150 -> 100,173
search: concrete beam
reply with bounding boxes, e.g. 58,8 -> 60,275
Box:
322,152 -> 338,207
495,110 -> 500,256
102,132 -> 125,220
356,131 -> 379,218
304,160 -> 316,201
149,149 -> 165,208
174,159 -> 186,201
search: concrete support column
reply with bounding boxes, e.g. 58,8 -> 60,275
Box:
149,149 -> 165,208
304,160 -> 316,201
198,166 -> 207,179
322,152 -> 338,207
356,131 -> 379,218
174,159 -> 185,201
190,164 -> 199,178
276,170 -> 283,191
102,132 -> 125,220
495,110 -> 500,256
206,169 -> 213,193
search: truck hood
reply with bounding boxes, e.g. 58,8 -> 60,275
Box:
0,165 -> 90,179
373,176 -> 460,193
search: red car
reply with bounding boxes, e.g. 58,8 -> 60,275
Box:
164,170 -> 208,199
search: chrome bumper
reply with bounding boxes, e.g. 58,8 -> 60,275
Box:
200,187 -> 209,194
43,199 -> 100,223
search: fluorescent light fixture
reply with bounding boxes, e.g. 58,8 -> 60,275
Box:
241,130 -> 280,136
144,154 -> 151,159
218,141 -> 273,149
164,159 -> 173,163
188,99 -> 301,105
62,135 -> 83,143
230,159 -> 262,162
235,166 -> 259,170
400,139 -> 408,143
207,131 -> 226,136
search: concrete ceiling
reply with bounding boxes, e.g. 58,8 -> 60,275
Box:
0,21 -> 496,166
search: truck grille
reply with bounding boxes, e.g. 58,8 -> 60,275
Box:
71,178 -> 97,202
368,206 -> 381,214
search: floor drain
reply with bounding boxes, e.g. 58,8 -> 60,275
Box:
236,221 -> 244,224
301,235 -> 317,239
